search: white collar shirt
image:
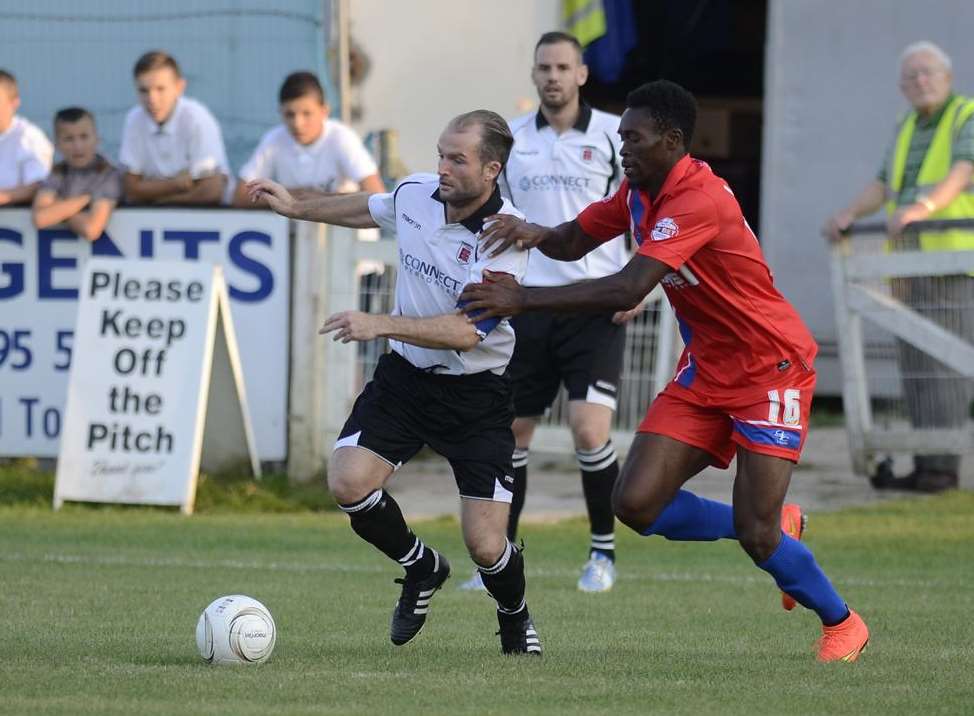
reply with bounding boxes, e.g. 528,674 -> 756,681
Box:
367,173 -> 528,376
119,96 -> 229,180
0,115 -> 53,189
501,105 -> 627,286
239,119 -> 378,192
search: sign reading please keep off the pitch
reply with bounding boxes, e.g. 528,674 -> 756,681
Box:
54,259 -> 255,512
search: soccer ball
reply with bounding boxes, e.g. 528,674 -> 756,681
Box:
196,594 -> 276,665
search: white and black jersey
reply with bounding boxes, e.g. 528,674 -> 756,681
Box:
501,105 -> 627,287
367,173 -> 528,376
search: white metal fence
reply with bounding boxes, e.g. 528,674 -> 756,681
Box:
830,219 -> 974,476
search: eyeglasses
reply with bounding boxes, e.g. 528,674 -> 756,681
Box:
900,67 -> 946,83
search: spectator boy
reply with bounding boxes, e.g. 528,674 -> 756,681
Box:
0,69 -> 53,206
32,107 -> 121,241
119,51 -> 229,205
233,71 -> 383,207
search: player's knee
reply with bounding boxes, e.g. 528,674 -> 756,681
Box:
572,427 -> 609,452
612,485 -> 652,531
464,531 -> 507,567
736,521 -> 780,562
511,418 -> 537,447
326,470 -> 369,505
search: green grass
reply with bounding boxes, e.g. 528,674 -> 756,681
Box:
0,458 -> 337,513
1,484 -> 972,714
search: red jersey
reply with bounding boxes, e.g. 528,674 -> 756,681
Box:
577,154 -> 817,396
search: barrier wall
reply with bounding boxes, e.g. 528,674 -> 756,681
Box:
0,208 -> 289,461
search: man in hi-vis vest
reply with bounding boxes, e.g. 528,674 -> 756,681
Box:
826,41 -> 974,493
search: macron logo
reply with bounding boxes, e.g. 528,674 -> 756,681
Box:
401,212 -> 422,230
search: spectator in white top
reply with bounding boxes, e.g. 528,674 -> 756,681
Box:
120,51 -> 229,206
233,71 -> 383,207
0,69 -> 53,206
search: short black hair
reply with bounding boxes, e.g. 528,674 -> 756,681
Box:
134,50 -> 182,79
54,107 -> 95,128
448,109 -> 514,169
626,80 -> 697,147
535,31 -> 583,59
0,69 -> 17,98
279,71 -> 326,105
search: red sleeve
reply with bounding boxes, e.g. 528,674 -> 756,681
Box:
636,190 -> 719,270
577,179 -> 630,243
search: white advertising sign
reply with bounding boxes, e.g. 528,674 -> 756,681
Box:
54,260 -> 259,513
0,209 -> 288,459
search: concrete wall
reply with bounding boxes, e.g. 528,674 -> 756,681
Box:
761,0 -> 974,393
350,0 -> 561,175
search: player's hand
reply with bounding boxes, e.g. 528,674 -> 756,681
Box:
479,214 -> 547,257
823,209 -> 856,243
612,304 -> 644,325
319,311 -> 380,343
458,271 -> 526,320
247,179 -> 297,218
887,202 -> 931,237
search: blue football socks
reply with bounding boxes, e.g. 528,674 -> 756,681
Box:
641,491 -> 848,625
640,490 -> 736,541
758,534 -> 849,625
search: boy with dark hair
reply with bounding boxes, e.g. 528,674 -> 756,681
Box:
119,50 -> 229,206
233,70 -> 382,207
32,107 -> 121,241
0,69 -> 53,206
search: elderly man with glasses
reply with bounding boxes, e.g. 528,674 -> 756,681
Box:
826,41 -> 974,493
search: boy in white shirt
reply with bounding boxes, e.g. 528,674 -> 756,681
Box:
119,51 -> 229,206
233,71 -> 383,207
0,70 -> 53,206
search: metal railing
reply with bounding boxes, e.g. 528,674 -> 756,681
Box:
830,218 -> 974,475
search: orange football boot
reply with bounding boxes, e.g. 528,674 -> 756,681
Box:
816,609 -> 869,663
780,503 -> 807,611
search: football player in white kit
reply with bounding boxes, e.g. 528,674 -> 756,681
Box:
248,110 -> 542,656
460,32 -> 633,594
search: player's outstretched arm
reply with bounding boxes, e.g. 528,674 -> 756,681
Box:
460,254 -> 671,320
246,179 -> 378,229
321,311 -> 480,351
480,215 -> 600,260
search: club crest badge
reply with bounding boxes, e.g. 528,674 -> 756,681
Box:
457,242 -> 474,264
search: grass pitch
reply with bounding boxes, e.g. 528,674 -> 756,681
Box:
1,490 -> 972,715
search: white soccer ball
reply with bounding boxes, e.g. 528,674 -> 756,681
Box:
196,594 -> 277,665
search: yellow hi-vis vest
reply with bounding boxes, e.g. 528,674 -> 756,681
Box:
886,95 -> 974,252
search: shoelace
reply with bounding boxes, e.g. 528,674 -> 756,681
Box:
393,577 -> 422,613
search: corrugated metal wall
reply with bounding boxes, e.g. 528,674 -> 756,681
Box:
0,1 -> 332,171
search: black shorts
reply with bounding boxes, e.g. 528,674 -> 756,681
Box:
509,310 -> 625,417
335,351 -> 516,502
